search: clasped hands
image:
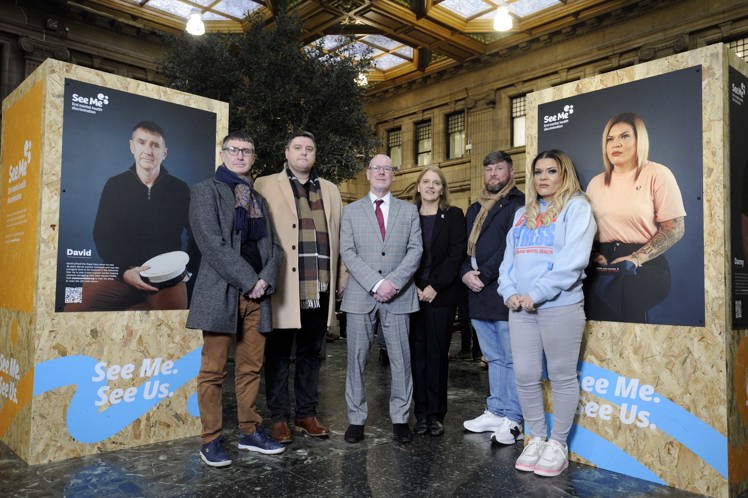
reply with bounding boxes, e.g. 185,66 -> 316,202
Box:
461,270 -> 484,293
245,278 -> 269,300
373,279 -> 398,303
417,285 -> 437,303
507,294 -> 536,312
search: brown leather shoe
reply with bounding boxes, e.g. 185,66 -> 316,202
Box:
294,417 -> 330,437
271,421 -> 293,444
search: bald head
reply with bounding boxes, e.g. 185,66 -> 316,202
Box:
367,154 -> 395,197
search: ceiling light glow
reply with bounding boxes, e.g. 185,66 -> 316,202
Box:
493,5 -> 513,31
186,10 -> 205,36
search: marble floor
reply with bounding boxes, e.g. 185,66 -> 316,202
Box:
0,336 -> 711,498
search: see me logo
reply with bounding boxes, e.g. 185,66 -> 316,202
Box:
71,92 -> 110,115
542,104 -> 574,132
8,140 -> 31,184
732,82 -> 746,106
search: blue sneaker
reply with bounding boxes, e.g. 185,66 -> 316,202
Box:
199,436 -> 232,467
238,428 -> 286,455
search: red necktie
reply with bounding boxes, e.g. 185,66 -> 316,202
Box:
374,199 -> 386,240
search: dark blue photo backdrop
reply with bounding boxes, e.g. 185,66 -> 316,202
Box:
537,66 -> 705,326
55,78 -> 217,311
729,66 -> 748,328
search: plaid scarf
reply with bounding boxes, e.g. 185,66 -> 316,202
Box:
215,165 -> 266,242
467,179 -> 516,257
287,168 -> 330,309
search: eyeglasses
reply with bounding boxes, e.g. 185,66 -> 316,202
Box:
222,146 -> 255,156
369,165 -> 395,173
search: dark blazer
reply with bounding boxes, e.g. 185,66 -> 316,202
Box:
460,187 -> 524,321
186,177 -> 283,334
414,206 -> 466,307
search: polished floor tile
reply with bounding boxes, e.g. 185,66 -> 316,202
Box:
0,337 -> 710,497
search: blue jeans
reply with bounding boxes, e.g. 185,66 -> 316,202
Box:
472,319 -> 522,423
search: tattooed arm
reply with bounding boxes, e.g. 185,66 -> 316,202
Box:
610,217 -> 685,267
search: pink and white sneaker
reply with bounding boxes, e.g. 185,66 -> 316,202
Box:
533,439 -> 569,477
514,436 -> 545,472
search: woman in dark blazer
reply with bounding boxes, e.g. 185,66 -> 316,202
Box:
410,165 -> 467,436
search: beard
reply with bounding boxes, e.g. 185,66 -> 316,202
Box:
485,180 -> 507,194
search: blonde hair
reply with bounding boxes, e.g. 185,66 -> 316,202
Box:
413,165 -> 451,211
524,149 -> 584,228
601,112 -> 649,186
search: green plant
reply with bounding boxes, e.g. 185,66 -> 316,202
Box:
162,11 -> 376,183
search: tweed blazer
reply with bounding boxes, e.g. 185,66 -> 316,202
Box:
340,194 -> 422,315
186,177 -> 283,334
254,170 -> 345,329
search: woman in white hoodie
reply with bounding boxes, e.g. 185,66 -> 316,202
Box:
498,149 -> 596,477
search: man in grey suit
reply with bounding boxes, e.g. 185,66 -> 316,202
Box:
340,153 -> 423,444
187,131 -> 285,467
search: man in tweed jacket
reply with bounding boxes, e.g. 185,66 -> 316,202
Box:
187,131 -> 284,467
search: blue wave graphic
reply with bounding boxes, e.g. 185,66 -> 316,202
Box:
32,348 -> 201,443
569,423 -> 665,484
577,361 -> 727,478
187,392 -> 199,417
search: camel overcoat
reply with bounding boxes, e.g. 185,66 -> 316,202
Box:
255,170 -> 346,329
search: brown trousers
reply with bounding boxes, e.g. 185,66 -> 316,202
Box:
197,296 -> 265,443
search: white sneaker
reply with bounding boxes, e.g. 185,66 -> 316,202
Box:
490,418 -> 524,445
463,410 -> 505,433
514,436 -> 545,472
533,439 -> 569,477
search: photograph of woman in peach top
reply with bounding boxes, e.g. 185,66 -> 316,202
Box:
585,112 -> 686,323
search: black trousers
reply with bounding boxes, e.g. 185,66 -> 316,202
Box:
586,242 -> 671,323
265,294 -> 329,422
410,302 -> 454,422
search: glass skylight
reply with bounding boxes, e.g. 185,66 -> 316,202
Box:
445,0 -> 561,20
201,12 -> 231,21
103,0 -> 570,81
316,34 -> 412,72
439,0 -> 492,18
210,0 -> 262,19
374,53 -> 411,71
143,0 -> 262,21
508,0 -> 560,17
146,0 -> 192,18
394,46 -> 414,58
362,35 -> 403,51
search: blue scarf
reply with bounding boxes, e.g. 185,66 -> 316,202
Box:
214,165 -> 266,241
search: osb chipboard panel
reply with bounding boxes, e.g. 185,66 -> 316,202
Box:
729,324 -> 748,498
527,45 -> 728,497
0,63 -> 48,461
13,59 -> 227,464
0,312 -> 36,462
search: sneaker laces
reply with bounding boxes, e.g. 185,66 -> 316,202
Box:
499,417 -> 520,432
542,439 -> 567,460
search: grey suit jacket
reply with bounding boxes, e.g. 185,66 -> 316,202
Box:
340,194 -> 422,314
186,177 -> 283,334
